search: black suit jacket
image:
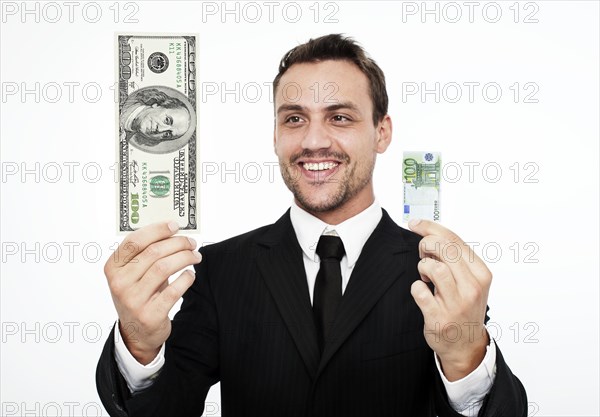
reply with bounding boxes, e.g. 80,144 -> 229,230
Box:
96,209 -> 527,416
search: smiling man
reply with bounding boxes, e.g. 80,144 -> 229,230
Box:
97,34 -> 528,417
274,58 -> 389,224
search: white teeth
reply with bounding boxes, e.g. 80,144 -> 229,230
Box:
303,162 -> 339,171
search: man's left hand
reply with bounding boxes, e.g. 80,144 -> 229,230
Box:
408,219 -> 492,381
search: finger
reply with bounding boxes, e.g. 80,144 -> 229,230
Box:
410,280 -> 438,318
417,257 -> 457,303
107,221 -> 180,270
410,218 -> 473,264
153,269 -> 197,318
110,236 -> 197,290
419,234 -> 471,266
134,250 -> 202,302
418,235 -> 477,287
419,234 -> 493,291
409,218 -> 487,272
122,236 -> 199,284
408,219 -> 464,243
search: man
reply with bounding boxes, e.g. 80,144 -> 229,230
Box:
119,87 -> 192,149
97,34 -> 527,416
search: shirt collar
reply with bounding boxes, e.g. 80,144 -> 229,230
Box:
290,200 -> 383,267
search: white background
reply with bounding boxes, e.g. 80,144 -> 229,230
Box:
1,1 -> 598,416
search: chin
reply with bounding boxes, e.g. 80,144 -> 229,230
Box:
295,189 -> 346,214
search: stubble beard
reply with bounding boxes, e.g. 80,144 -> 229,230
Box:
279,151 -> 376,214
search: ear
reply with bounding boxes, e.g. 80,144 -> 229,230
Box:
375,115 -> 392,154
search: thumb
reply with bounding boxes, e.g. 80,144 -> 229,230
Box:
410,280 -> 437,317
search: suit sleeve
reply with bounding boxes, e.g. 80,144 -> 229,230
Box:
95,323 -> 135,417
96,247 -> 220,417
433,342 -> 528,417
432,306 -> 528,417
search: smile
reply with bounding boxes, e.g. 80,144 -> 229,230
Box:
302,162 -> 339,171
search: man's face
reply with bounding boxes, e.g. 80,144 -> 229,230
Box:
274,60 -> 391,217
133,104 -> 190,141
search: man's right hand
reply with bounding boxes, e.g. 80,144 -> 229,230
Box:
104,221 -> 202,365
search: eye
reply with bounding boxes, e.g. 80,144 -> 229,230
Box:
164,116 -> 173,125
284,115 -> 303,124
162,131 -> 173,139
332,114 -> 350,123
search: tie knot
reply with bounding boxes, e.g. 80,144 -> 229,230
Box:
316,235 -> 345,261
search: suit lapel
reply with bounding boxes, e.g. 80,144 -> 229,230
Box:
316,210 -> 412,378
255,210 -> 321,379
255,209 -> 414,381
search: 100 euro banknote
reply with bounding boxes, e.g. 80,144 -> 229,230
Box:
116,34 -> 198,232
403,151 -> 441,222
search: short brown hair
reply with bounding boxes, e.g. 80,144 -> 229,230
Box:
273,34 -> 388,125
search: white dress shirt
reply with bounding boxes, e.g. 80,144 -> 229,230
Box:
115,200 -> 496,415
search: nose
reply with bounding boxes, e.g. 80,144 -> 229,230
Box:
301,120 -> 332,151
155,120 -> 168,132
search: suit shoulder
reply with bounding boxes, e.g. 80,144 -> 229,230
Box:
200,222 -> 274,257
398,226 -> 422,246
380,209 -> 422,247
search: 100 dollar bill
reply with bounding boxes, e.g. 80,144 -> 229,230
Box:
403,151 -> 441,222
116,34 -> 198,232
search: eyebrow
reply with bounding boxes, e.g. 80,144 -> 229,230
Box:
276,101 -> 361,116
276,104 -> 304,115
325,102 -> 360,113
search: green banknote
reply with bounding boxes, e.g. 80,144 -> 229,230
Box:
116,34 -> 198,232
403,151 -> 441,222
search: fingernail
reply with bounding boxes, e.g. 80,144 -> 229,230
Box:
194,251 -> 202,260
188,237 -> 197,247
408,219 -> 421,228
168,221 -> 179,232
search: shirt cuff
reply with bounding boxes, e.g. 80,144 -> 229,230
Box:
434,335 -> 497,417
113,321 -> 166,394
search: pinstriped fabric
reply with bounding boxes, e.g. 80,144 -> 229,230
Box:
316,221 -> 413,379
96,209 -> 528,417
203,216 -> 313,416
255,214 -> 321,379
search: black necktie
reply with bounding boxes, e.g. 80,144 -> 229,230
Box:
313,235 -> 345,353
